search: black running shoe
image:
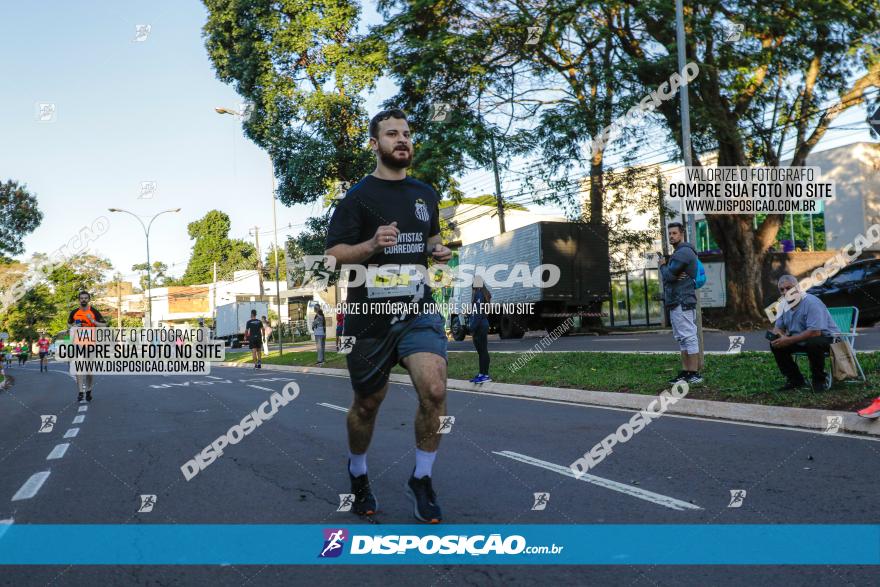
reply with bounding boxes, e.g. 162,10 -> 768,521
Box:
77,391 -> 84,402
348,466 -> 378,516
667,370 -> 688,384
86,390 -> 92,402
778,379 -> 807,391
405,473 -> 442,524
684,372 -> 704,385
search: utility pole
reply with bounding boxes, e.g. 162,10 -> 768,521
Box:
658,176 -> 669,328
212,262 -> 217,326
675,0 -> 705,368
115,273 -> 122,327
250,226 -> 265,299
270,164 -> 283,356
489,133 -> 505,234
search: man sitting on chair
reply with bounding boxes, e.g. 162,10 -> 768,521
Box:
770,274 -> 840,392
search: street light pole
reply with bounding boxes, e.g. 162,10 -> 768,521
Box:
216,105 -> 284,356
675,0 -> 705,368
270,163 -> 283,356
109,208 -> 181,328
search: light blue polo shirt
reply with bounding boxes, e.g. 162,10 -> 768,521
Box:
775,293 -> 841,337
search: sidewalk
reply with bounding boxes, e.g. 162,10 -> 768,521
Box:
220,362 -> 880,438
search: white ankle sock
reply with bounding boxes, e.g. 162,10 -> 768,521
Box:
349,452 -> 367,476
414,448 -> 437,478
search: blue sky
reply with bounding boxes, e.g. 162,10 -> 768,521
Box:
1,1 -> 874,284
0,0 -> 399,283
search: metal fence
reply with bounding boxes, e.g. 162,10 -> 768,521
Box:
602,268 -> 663,328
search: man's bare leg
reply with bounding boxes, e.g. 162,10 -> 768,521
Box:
347,382 -> 389,455
402,352 -> 447,452
402,351 -> 446,522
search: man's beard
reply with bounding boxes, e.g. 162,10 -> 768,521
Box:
378,144 -> 412,169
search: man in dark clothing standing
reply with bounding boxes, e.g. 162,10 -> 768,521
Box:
659,222 -> 703,385
244,310 -> 265,369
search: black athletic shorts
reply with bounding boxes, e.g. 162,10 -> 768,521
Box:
346,312 -> 448,397
39,352 -> 48,359
248,336 -> 262,349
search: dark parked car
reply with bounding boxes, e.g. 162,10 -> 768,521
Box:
806,259 -> 880,325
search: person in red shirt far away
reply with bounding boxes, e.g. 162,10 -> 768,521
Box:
37,334 -> 51,372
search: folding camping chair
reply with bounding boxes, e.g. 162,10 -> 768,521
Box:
794,306 -> 866,383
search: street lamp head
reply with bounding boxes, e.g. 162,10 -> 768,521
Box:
215,107 -> 235,115
108,208 -> 119,212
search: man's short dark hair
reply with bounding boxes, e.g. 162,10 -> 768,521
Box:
369,109 -> 408,139
251,309 -> 257,316
667,222 -> 684,233
78,290 -> 90,298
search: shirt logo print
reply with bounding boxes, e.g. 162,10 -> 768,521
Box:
414,198 -> 430,222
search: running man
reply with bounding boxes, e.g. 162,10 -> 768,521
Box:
68,291 -> 106,401
37,334 -> 50,372
244,309 -> 264,369
324,108 -> 452,523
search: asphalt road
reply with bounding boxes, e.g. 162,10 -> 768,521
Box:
1,362 -> 878,585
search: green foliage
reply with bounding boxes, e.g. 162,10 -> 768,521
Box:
0,179 -> 43,256
107,315 -> 143,328
0,253 -> 112,338
264,244 -> 287,280
285,215 -> 332,287
180,210 -> 258,284
132,261 -> 170,290
202,0 -> 386,206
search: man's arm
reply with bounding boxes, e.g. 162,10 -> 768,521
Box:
771,328 -> 820,348
92,308 -> 107,327
325,222 -> 400,265
427,234 -> 452,262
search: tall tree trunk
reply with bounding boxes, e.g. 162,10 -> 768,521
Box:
705,215 -> 772,323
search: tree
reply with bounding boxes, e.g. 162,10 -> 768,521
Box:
180,210 -> 258,284
285,215 -> 331,287
132,261 -> 170,290
264,244 -> 287,281
0,253 -> 112,337
606,0 -> 880,320
0,283 -> 54,340
202,0 -> 385,207
0,180 -> 43,256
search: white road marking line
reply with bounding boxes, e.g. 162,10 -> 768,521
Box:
12,471 -> 51,501
247,385 -> 274,391
494,450 -> 701,511
78,406 -> 87,412
206,376 -> 223,380
0,518 -> 12,540
47,443 -> 70,460
317,402 -> 348,413
72,415 -> 84,424
63,428 -> 79,438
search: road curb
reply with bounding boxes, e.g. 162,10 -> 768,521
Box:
220,362 -> 880,437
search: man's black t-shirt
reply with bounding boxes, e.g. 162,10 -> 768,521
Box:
325,174 -> 441,338
245,318 -> 263,339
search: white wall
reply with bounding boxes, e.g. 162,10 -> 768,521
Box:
442,204 -> 567,246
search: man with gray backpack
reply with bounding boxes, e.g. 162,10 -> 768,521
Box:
659,222 -> 705,385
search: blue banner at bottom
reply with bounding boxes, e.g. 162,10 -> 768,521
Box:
0,525 -> 878,565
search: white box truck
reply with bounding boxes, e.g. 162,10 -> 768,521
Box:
215,301 -> 269,347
